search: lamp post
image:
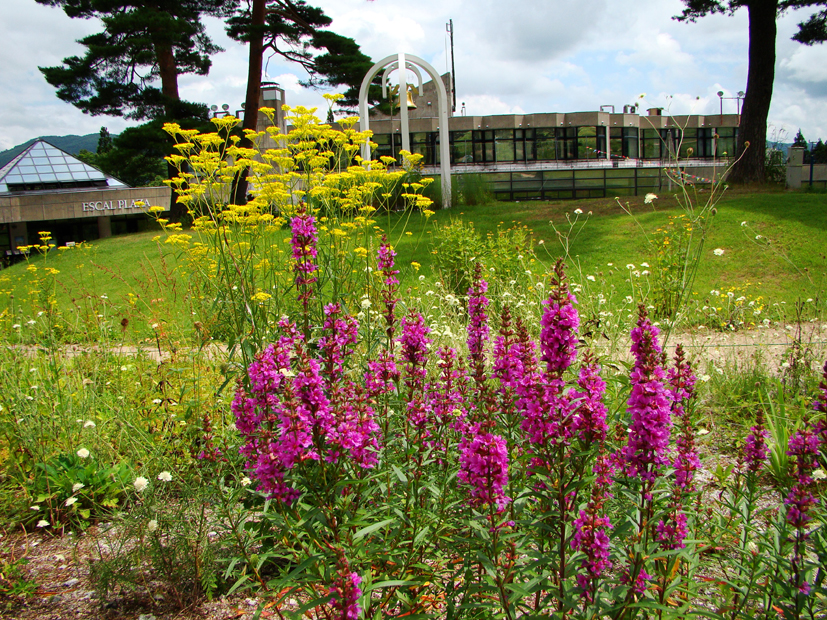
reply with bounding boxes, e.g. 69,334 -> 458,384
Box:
717,90 -> 745,116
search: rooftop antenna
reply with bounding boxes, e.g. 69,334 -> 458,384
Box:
446,19 -> 456,113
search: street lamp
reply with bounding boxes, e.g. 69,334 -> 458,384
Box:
717,90 -> 746,115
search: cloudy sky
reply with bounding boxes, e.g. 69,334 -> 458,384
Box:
2,0 -> 826,151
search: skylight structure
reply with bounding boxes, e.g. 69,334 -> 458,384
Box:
0,141 -> 126,193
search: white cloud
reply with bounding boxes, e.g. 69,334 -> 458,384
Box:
2,0 -> 827,153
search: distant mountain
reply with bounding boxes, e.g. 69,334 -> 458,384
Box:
0,134 -> 105,168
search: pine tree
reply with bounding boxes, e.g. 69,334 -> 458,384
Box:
37,0 -> 231,121
676,1 -> 827,184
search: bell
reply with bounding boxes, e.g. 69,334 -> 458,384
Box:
405,88 -> 417,110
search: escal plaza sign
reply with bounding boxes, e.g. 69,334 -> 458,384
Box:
81,197 -> 156,213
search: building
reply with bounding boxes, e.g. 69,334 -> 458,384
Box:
0,140 -> 170,259
354,74 -> 740,201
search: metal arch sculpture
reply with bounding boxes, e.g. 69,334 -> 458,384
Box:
358,53 -> 452,209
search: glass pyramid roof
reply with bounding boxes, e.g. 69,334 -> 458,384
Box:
0,140 -> 126,193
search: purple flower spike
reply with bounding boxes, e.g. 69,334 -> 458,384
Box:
377,237 -> 400,342
669,345 -> 700,491
623,306 -> 671,482
785,423 -> 822,528
329,555 -> 362,620
742,410 -> 770,474
291,208 -> 319,314
398,310 -> 432,429
570,351 -> 608,443
540,260 -> 579,380
656,509 -> 688,550
571,507 -> 612,601
467,263 -> 490,364
458,431 -> 511,511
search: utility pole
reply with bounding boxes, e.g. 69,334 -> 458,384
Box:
447,19 -> 456,113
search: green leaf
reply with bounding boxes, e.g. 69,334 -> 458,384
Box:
353,518 -> 395,542
391,465 -> 407,484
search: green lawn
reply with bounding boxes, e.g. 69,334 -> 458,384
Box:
2,186 -> 825,342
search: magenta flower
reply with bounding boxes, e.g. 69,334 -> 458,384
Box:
669,346 -> 700,491
656,509 -> 688,550
571,506 -> 612,601
520,262 -> 580,450
398,310 -> 432,429
329,564 -> 362,620
234,318 -> 381,501
492,307 -> 525,394
785,423 -> 822,528
426,346 -> 469,435
458,430 -> 511,511
467,263 -> 490,366
539,260 -> 579,380
318,303 -> 358,381
365,349 -> 400,397
377,238 -> 400,342
622,566 -> 652,595
623,306 -> 671,482
569,352 -> 608,443
290,209 -> 319,313
742,411 -> 770,474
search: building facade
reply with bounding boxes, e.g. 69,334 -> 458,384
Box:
0,140 -> 170,259
355,74 -> 740,201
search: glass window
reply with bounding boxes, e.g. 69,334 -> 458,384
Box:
716,127 -> 738,158
641,129 -> 661,159
679,128 -> 697,158
495,131 -> 515,162
697,128 -> 714,158
535,128 -> 556,161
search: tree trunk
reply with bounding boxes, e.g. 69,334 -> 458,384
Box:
232,0 -> 267,205
728,0 -> 778,185
155,42 -> 186,217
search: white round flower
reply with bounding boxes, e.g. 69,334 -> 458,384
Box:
644,193 -> 658,204
65,497 -> 78,507
133,476 -> 149,492
713,248 -> 724,256
240,476 -> 252,487
83,420 -> 96,428
77,448 -> 90,459
741,221 -> 747,227
812,469 -> 826,480
626,264 -> 635,270
36,519 -> 49,528
360,298 -> 371,309
72,483 -> 84,492
640,262 -> 649,268
152,398 -> 162,405
574,208 -> 583,215
586,275 -> 596,282
157,471 -> 172,482
147,519 -> 158,532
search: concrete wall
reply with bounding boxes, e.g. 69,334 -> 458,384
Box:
787,146 -> 827,189
0,186 -> 170,224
